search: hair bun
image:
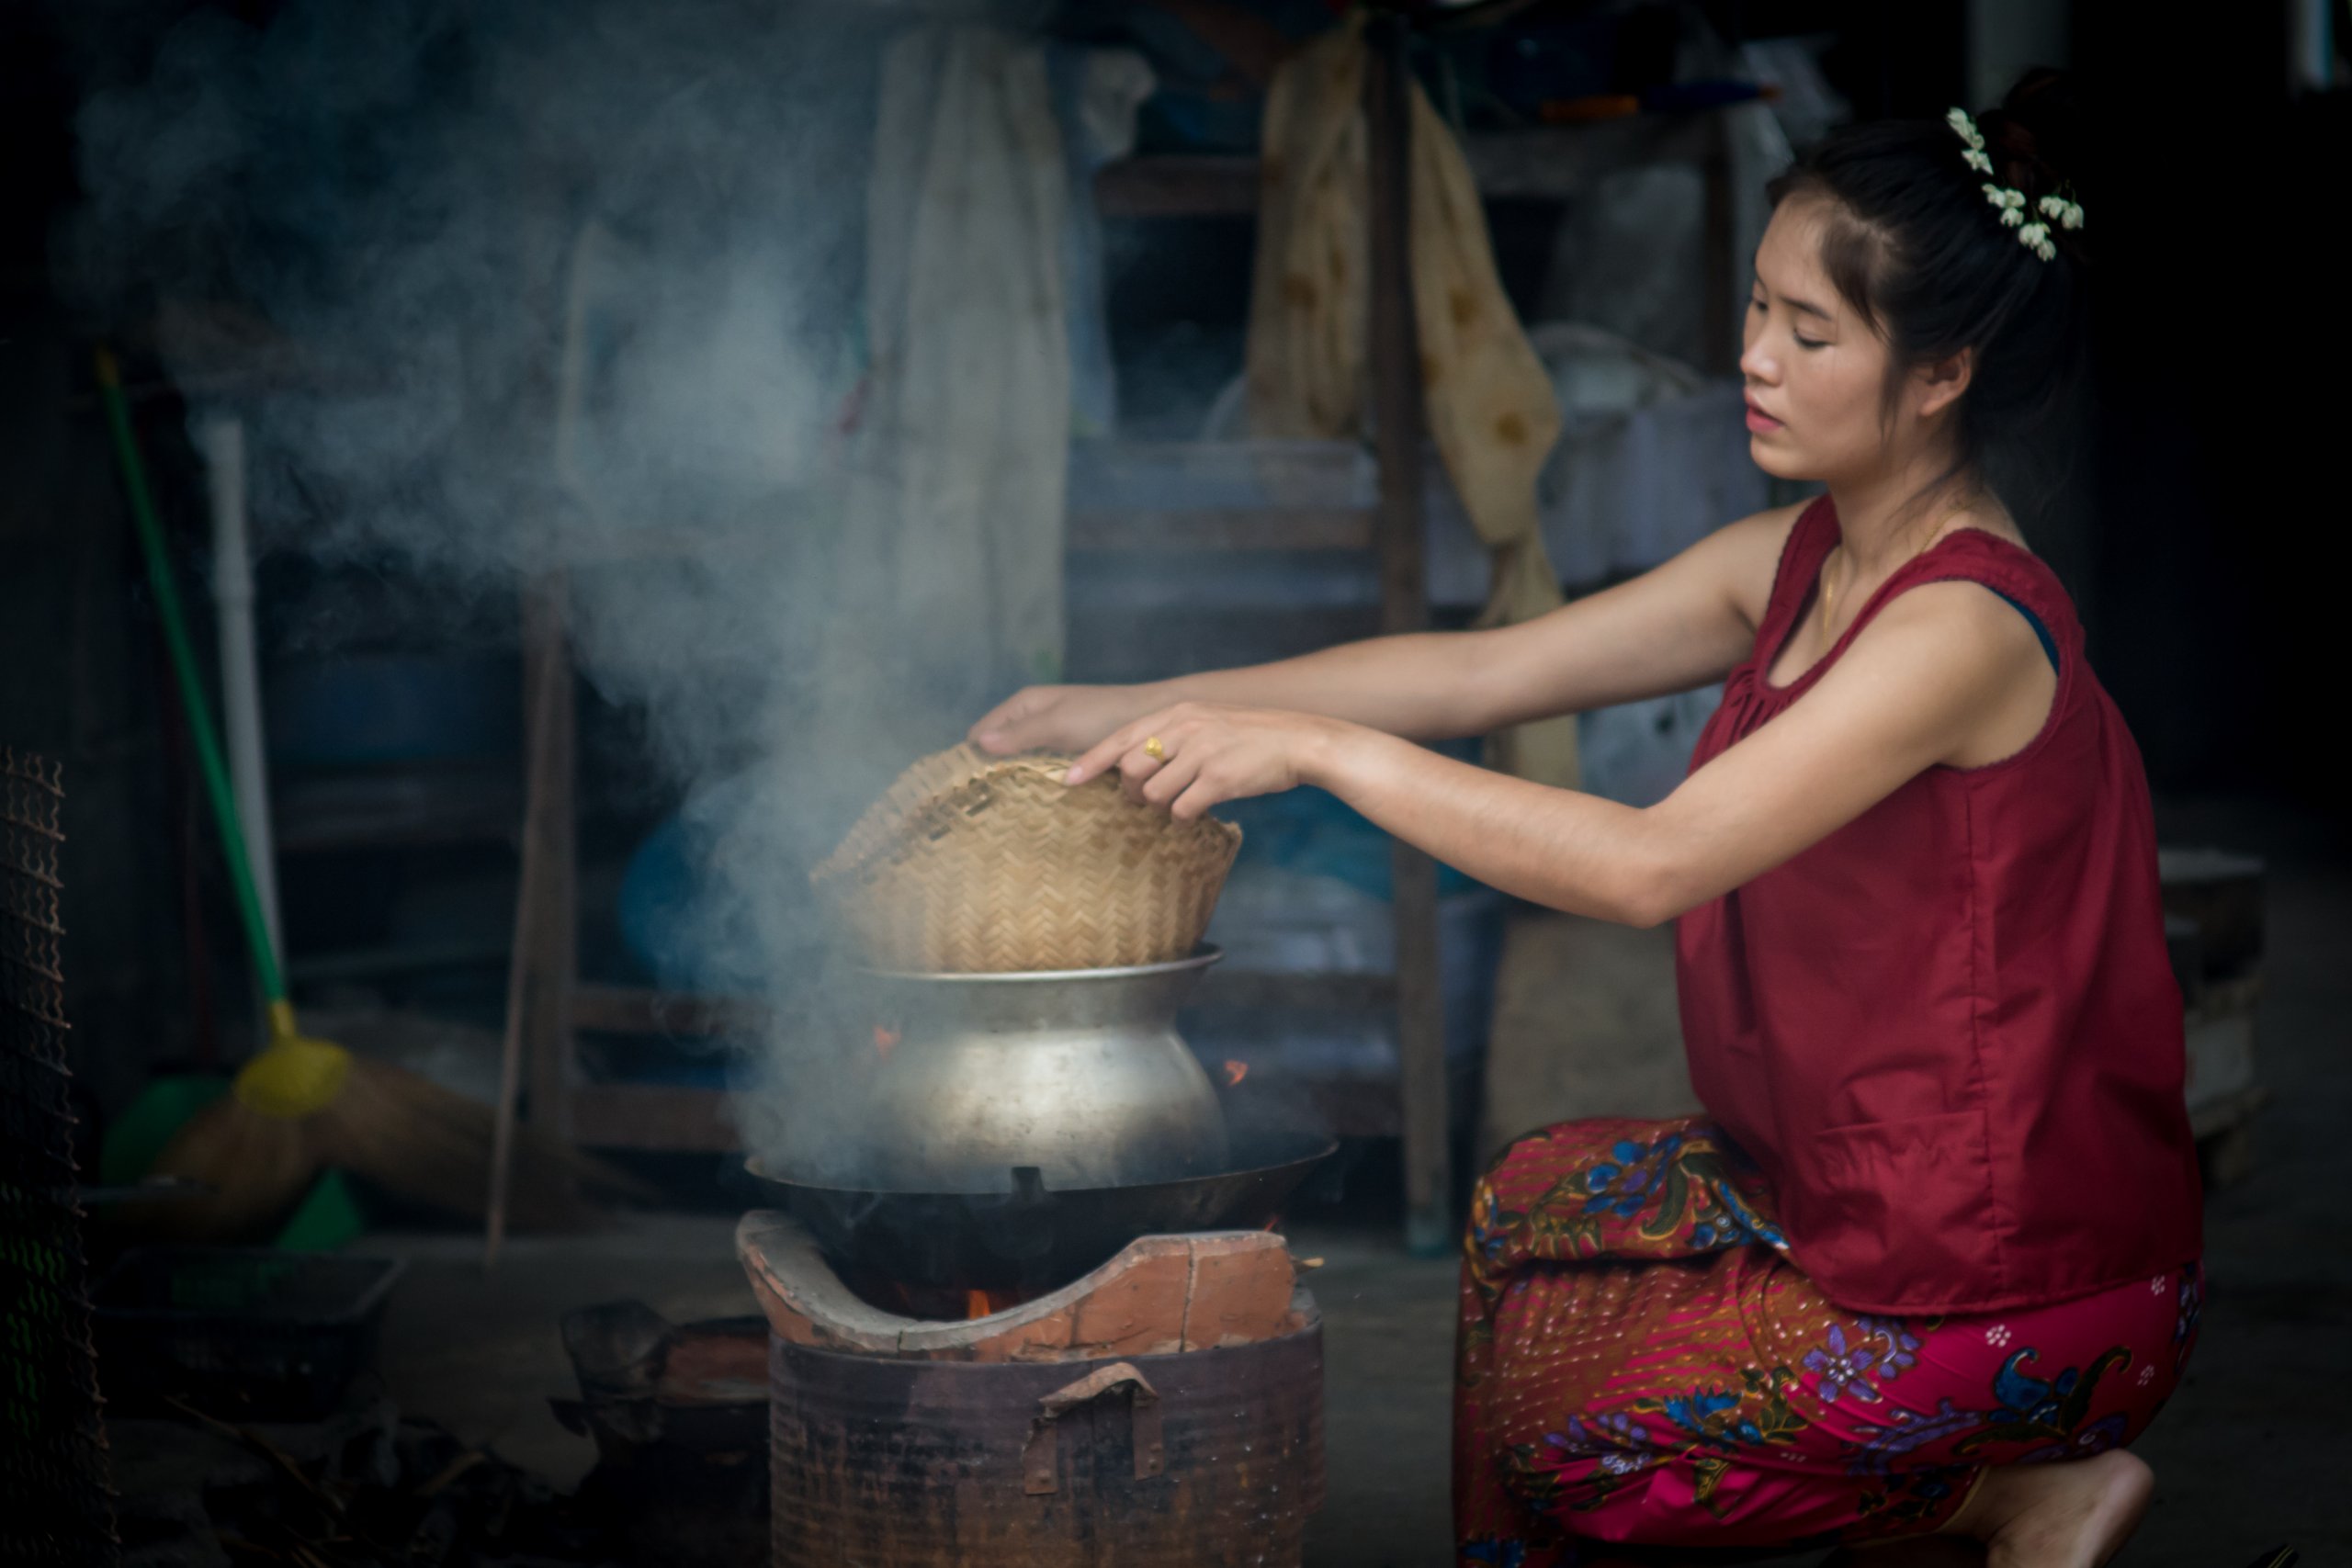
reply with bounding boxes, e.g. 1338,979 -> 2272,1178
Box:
1983,67 -> 2085,201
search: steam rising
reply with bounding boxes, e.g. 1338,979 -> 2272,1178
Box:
63,0 -> 1029,1175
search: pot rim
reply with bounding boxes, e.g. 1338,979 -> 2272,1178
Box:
860,944 -> 1222,986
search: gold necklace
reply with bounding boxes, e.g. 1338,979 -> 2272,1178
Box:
1820,503 -> 1973,642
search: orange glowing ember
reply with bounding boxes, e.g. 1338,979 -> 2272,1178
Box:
873,1025 -> 901,1058
1223,1059 -> 1249,1087
966,1288 -> 992,1319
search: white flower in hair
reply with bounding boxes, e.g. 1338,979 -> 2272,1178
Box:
1956,107 -> 2072,260
2039,194 -> 2086,231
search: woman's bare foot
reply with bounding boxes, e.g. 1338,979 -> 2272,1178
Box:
1943,1451 -> 2154,1567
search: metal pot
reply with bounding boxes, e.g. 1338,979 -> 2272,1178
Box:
855,948 -> 1229,1192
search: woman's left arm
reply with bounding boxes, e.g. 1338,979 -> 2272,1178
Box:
1066,582 -> 2052,928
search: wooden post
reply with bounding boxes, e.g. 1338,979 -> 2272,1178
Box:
518,575 -> 578,1142
488,572 -> 571,1265
1365,13 -> 1453,1256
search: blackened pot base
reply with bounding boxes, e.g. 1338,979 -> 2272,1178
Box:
745,1123 -> 1335,1294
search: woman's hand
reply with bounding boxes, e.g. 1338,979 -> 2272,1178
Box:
1064,702 -> 1349,821
968,683 -> 1160,757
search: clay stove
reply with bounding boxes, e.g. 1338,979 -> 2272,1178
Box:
737,1211 -> 1325,1567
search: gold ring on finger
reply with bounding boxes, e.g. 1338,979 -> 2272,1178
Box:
1143,736 -> 1166,761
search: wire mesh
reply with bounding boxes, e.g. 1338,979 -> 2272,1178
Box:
1,748 -> 119,1565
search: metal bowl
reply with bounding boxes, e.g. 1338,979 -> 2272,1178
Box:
852,948 -> 1230,1191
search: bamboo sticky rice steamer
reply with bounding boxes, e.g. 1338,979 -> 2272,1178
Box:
811,745 -> 1242,973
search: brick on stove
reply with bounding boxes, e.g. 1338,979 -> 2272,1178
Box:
1184,1231 -> 1306,1350
734,1212 -> 1309,1364
1065,1238 -> 1193,1357
734,1215 -> 911,1358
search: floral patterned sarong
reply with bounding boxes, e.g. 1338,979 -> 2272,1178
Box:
1455,1117 -> 2201,1564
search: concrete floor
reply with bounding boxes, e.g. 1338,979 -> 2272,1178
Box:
360,795 -> 2348,1565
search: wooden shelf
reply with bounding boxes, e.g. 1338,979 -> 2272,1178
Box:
569,1082 -> 737,1153
1069,504 -> 1375,553
570,982 -> 768,1040
1094,111 -> 1732,219
272,762 -> 521,853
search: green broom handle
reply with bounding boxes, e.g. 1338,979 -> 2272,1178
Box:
96,347 -> 288,1010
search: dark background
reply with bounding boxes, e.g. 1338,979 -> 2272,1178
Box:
2,0 -> 2345,1112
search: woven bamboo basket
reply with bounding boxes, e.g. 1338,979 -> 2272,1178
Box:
811,745 -> 1243,973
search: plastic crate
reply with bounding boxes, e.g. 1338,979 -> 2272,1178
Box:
91,1247 -> 405,1418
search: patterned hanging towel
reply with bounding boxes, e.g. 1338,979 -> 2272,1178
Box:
1244,16 -> 1577,789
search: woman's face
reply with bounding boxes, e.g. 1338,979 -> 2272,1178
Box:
1739,197 -> 1959,486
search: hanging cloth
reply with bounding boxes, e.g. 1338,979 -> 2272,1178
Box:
1245,16 -> 1577,787
820,25 -> 1073,782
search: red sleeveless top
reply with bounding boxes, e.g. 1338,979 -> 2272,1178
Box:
1676,498 -> 2203,1315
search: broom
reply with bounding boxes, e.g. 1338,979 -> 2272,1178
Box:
96,347 -> 642,1242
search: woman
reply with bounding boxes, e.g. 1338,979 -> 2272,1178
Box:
971,77 -> 2201,1567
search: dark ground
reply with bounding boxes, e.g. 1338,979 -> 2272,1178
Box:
346,792 -> 2346,1566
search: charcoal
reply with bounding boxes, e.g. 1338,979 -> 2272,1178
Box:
109,1400 -> 636,1567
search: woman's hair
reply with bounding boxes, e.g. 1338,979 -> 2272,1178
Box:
1766,70 -> 2089,491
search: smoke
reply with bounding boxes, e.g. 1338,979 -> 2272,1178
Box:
61,0 -> 986,1174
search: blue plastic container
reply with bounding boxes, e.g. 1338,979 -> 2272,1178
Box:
266,653 -> 519,767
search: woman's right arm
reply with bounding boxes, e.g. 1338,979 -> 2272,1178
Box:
971,505 -> 1801,755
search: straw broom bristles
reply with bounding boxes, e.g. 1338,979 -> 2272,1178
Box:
313,1055 -> 643,1230
131,1031 -> 647,1244
128,1090 -> 320,1244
